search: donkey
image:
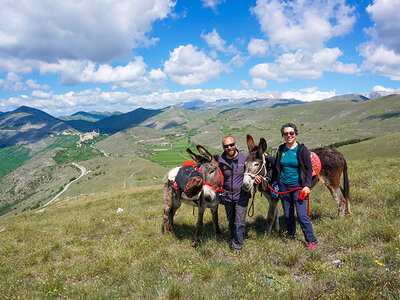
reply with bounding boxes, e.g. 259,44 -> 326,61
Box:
242,134 -> 352,234
242,135 -> 279,234
162,145 -> 223,247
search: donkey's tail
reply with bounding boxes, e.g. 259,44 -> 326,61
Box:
343,159 -> 349,200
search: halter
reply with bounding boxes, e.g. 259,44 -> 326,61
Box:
202,162 -> 224,192
244,153 -> 269,183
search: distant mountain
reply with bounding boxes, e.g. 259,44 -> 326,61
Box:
0,106 -> 72,148
364,89 -> 400,99
322,94 -> 370,102
58,111 -> 122,122
177,97 -> 302,110
65,107 -> 163,134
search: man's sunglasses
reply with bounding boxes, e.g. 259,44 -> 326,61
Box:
223,142 -> 235,148
283,131 -> 296,137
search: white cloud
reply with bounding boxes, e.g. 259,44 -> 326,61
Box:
281,88 -> 336,101
372,85 -> 395,92
249,48 -> 358,84
164,44 -> 226,86
31,90 -> 53,98
248,38 -> 269,57
252,78 -> 267,89
0,72 -> 25,91
26,79 -> 50,90
251,0 -> 356,51
0,0 -> 175,64
149,68 -> 167,80
201,29 -> 237,53
201,0 -> 225,12
38,57 -> 165,91
359,0 -> 400,80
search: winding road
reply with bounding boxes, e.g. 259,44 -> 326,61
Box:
43,163 -> 89,207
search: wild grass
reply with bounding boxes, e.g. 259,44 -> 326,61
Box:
1,157 -> 399,299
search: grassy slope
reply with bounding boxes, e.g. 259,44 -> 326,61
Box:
0,138 -> 400,298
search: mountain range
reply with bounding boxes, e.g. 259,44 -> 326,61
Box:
1,91 -> 399,150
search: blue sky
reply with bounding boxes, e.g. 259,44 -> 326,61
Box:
0,0 -> 399,115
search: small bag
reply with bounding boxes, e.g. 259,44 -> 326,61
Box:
183,176 -> 203,197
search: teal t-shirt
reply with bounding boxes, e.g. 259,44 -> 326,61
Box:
280,145 -> 300,185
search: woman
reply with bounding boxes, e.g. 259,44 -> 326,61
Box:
273,123 -> 317,250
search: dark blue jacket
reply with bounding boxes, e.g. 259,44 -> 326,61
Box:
218,151 -> 250,203
273,143 -> 313,188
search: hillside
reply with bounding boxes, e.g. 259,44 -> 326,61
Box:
65,107 -> 163,133
0,154 -> 399,298
0,106 -> 72,148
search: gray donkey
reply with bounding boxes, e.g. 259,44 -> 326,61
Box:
163,145 -> 223,247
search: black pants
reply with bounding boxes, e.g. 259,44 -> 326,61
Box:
224,198 -> 249,249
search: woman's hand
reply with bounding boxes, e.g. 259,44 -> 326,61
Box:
302,186 -> 310,196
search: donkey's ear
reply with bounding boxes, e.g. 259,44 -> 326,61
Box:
186,148 -> 202,164
247,134 -> 255,152
259,138 -> 267,153
196,145 -> 213,162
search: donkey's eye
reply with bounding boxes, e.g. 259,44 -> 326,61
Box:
254,163 -> 260,167
209,169 -> 215,174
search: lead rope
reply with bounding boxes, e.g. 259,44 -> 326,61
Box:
247,186 -> 257,217
268,185 -> 310,217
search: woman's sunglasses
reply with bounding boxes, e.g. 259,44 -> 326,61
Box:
283,131 -> 296,137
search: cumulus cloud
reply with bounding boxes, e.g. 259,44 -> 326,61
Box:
249,48 -> 358,87
26,79 -> 50,90
360,0 -> 400,80
248,38 -> 269,57
0,72 -> 25,91
163,44 -> 226,86
251,0 -> 356,51
201,29 -> 237,53
201,0 -> 226,12
0,0 -> 175,64
281,87 -> 336,101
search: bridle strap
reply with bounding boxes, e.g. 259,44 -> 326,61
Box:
203,162 -> 224,192
244,153 -> 269,183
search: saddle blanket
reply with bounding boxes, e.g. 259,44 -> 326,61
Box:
310,152 -> 322,177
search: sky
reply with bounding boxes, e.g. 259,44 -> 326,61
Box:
0,0 -> 400,116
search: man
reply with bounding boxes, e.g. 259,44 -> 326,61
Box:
218,136 -> 251,251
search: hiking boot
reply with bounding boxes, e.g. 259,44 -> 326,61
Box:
306,242 -> 317,251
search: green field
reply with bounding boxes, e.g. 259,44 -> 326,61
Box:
149,139 -> 195,168
0,146 -> 31,178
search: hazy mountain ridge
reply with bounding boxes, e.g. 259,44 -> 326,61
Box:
0,106 -> 73,148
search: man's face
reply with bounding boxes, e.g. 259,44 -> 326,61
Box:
222,137 -> 237,157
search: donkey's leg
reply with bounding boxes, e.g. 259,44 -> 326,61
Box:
325,183 -> 346,217
340,185 -> 352,215
265,193 -> 279,234
192,205 -> 206,248
210,205 -> 221,235
163,175 -> 177,233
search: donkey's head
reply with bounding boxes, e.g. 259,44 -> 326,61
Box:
243,134 -> 270,192
187,145 -> 223,202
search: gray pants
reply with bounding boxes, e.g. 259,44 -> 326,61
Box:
224,198 -> 249,249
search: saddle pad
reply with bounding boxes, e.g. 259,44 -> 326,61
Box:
168,167 -> 180,181
310,152 -> 321,177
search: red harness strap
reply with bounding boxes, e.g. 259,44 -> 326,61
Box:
268,185 -> 310,217
203,163 -> 224,192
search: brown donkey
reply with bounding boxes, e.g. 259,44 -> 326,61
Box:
242,134 -> 351,234
163,145 -> 223,247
